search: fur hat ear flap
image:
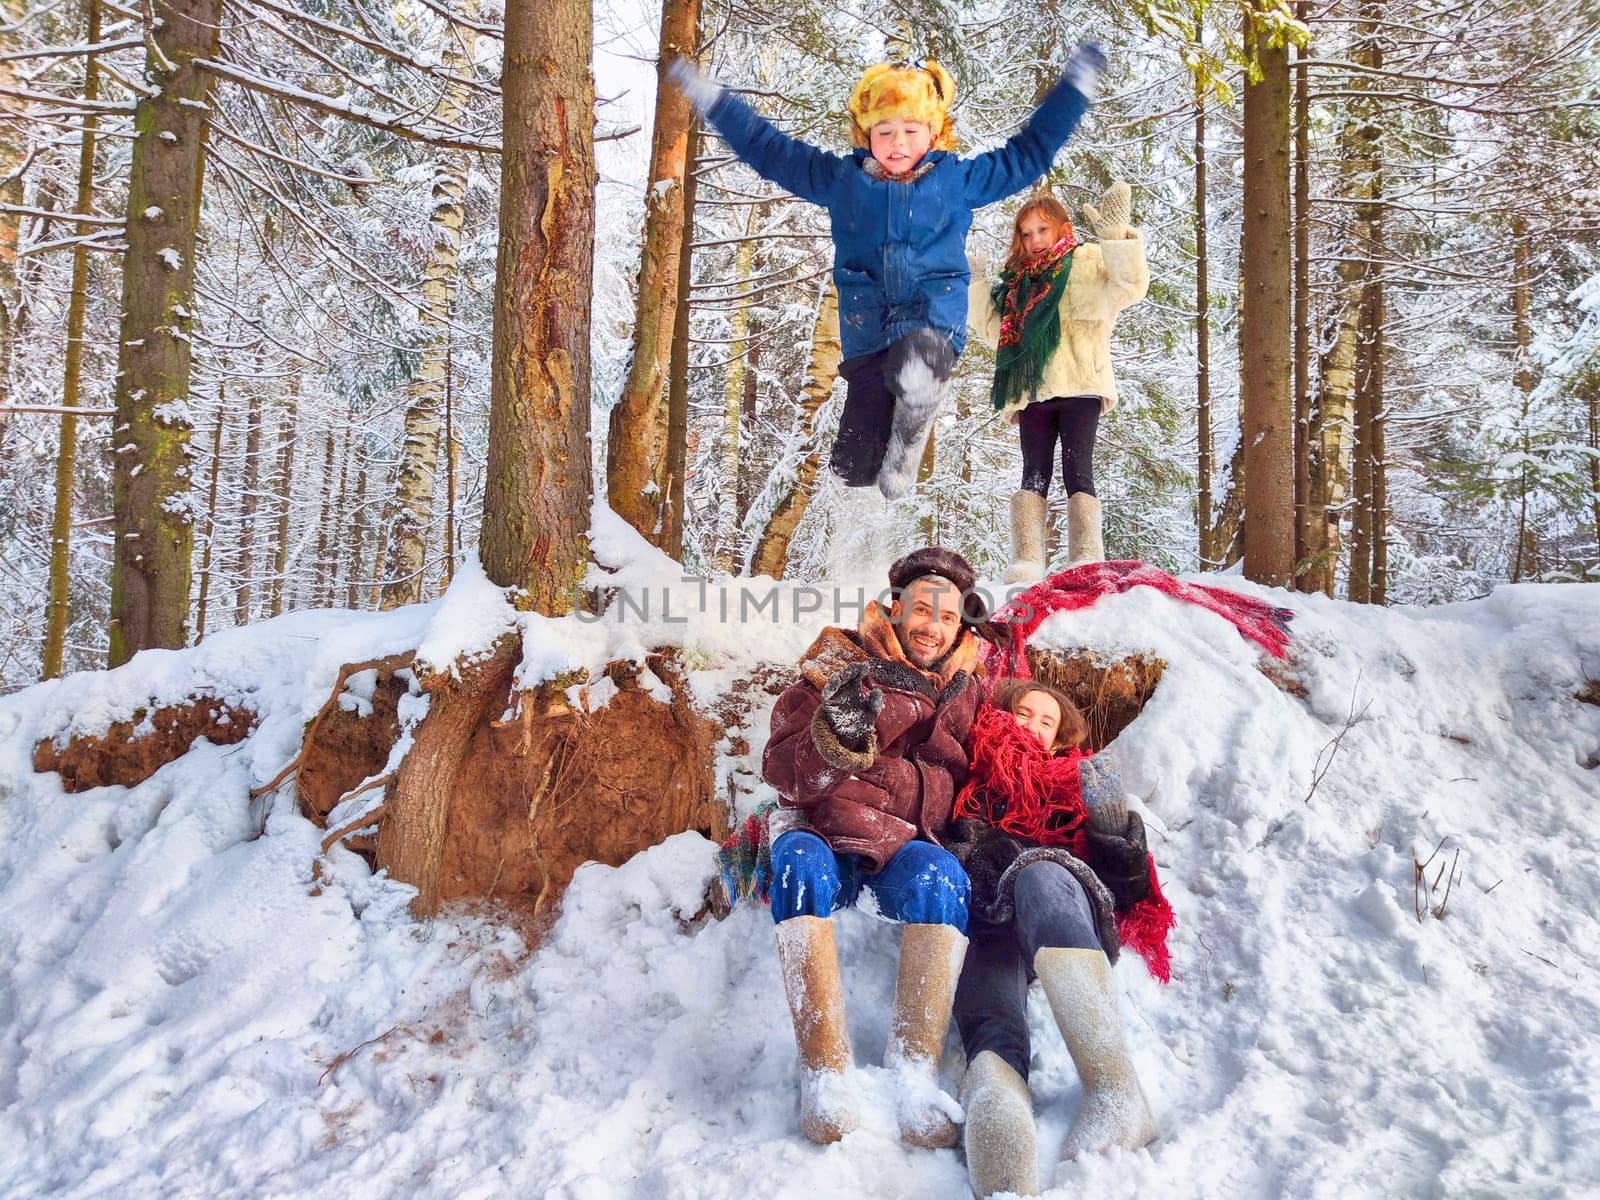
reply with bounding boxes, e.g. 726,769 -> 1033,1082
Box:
922,60 -> 958,150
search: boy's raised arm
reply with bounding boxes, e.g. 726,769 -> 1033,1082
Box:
962,43 -> 1104,210
667,58 -> 844,208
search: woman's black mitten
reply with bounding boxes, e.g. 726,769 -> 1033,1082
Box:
1086,810 -> 1150,909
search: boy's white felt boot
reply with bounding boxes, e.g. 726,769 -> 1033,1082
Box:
1065,492 -> 1105,565
886,922 -> 968,1148
878,332 -> 954,500
1004,489 -> 1049,584
774,915 -> 859,1144
961,1050 -> 1041,1197
1033,947 -> 1157,1159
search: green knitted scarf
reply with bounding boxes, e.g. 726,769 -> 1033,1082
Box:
989,235 -> 1075,412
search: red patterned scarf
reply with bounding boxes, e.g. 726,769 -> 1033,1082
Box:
954,704 -> 1176,982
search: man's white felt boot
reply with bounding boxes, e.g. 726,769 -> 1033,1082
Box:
886,922 -> 968,1148
774,916 -> 859,1143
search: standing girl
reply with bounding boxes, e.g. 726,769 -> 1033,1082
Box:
969,185 -> 1148,578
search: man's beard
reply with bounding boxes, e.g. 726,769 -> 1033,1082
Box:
902,628 -> 966,673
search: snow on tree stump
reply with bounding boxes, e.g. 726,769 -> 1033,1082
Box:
1024,647 -> 1165,751
33,696 -> 257,793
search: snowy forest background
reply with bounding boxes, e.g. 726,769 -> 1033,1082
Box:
2,0 -> 1599,692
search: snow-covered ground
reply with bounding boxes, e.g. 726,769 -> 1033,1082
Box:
2,539 -> 1598,1198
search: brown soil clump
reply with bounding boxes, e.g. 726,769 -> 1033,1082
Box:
437,651 -> 720,912
297,672 -> 407,825
1026,648 -> 1165,751
34,696 -> 257,793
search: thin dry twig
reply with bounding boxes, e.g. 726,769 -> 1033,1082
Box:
318,1026 -> 399,1086
1305,671 -> 1373,805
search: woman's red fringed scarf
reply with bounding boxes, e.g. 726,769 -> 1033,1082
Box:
955,705 -> 1176,982
983,560 -> 1295,679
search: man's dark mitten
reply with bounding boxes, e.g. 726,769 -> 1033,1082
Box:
1086,810 -> 1151,909
819,662 -> 885,751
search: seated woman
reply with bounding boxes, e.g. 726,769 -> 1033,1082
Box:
947,678 -> 1172,1198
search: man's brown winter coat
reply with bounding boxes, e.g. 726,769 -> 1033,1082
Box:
761,625 -> 983,871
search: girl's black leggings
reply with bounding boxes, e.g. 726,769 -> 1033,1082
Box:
1018,395 -> 1101,498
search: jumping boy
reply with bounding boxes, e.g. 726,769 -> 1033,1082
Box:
668,46 -> 1105,500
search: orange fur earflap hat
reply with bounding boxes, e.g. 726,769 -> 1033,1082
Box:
847,60 -> 957,150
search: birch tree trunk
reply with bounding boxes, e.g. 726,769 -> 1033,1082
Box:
42,0 -> 100,677
1239,2 -> 1295,587
606,0 -> 701,548
1193,46 -> 1213,568
478,0 -> 596,613
379,8 -> 478,610
194,398 -> 225,642
108,0 -> 224,664
750,282 -> 841,578
269,385 -> 298,617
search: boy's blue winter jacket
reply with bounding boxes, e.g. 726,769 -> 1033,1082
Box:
701,76 -> 1092,362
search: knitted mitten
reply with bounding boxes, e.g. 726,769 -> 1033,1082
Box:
1078,753 -> 1126,835
665,56 -> 722,115
1081,180 -> 1133,241
1064,42 -> 1106,100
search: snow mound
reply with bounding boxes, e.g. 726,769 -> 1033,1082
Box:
1,575 -> 1598,1198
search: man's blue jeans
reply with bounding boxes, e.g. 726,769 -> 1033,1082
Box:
769,830 -> 969,933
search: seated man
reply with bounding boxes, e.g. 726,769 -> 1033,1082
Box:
761,547 -> 988,1148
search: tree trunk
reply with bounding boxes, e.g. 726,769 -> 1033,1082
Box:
1348,257 -> 1377,603
1193,47 -> 1213,569
269,384 -> 298,617
1239,3 -> 1294,588
314,429 -> 336,607
1292,0 -> 1313,587
376,638 -> 519,916
479,0 -> 596,614
194,400 -> 225,642
662,123 -> 700,559
750,282 -> 842,578
714,220 -> 758,574
606,0 -> 701,549
1305,39 -> 1380,598
108,0 -> 224,664
379,9 -> 477,610
42,0 -> 101,678
1511,215 -> 1534,582
1212,437 -> 1246,569
1588,371 -> 1600,563
1347,3 -> 1385,604
347,460 -> 369,610
234,385 -> 263,622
